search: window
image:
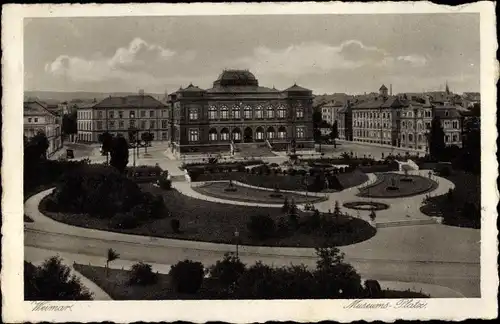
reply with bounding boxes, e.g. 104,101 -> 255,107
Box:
109,121 -> 115,129
232,130 -> 241,141
220,105 -> 229,119
278,127 -> 287,139
189,108 -> 199,120
119,111 -> 123,119
445,111 -> 449,117
129,111 -> 135,118
130,119 -> 136,128
277,105 -> 286,118
232,106 -> 241,119
119,121 -> 124,129
109,111 -> 114,119
445,135 -> 450,142
296,106 -> 304,119
244,106 -> 252,119
209,129 -> 217,142
28,118 -> 32,122
140,121 -> 147,129
96,121 -> 103,130
141,110 -> 146,118
402,121 -> 406,128
402,134 -> 405,141
34,118 -> 39,123
452,121 -> 458,129
418,134 -> 423,142
221,129 -> 230,141
162,132 -> 167,140
408,111 -> 413,118
161,120 -> 168,128
426,122 -> 431,129
98,111 -> 103,119
408,121 -> 413,129
189,129 -> 199,142
254,105 -> 263,119
208,105 -> 217,120
296,127 -> 305,138
150,110 -> 155,118
162,110 -> 167,118
267,128 -> 275,139
452,134 -> 458,142
408,134 -> 413,142
150,121 -> 155,129
255,128 -> 264,140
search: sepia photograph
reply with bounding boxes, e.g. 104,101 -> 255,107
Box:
2,1 -> 498,322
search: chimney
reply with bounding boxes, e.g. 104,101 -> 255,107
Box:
390,84 -> 393,96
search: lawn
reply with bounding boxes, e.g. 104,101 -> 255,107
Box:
420,171 -> 480,229
358,173 -> 438,198
41,183 -> 376,247
74,264 -> 429,300
192,182 -> 327,204
74,264 -> 226,300
192,170 -> 368,192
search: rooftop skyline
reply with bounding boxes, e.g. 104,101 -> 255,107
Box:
24,14 -> 480,95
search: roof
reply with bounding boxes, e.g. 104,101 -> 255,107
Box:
179,83 -> 206,93
379,84 -> 388,91
433,107 -> 462,119
214,69 -> 258,87
93,95 -> 165,108
24,101 -> 57,116
284,83 -> 312,92
206,85 -> 280,94
353,96 -> 404,109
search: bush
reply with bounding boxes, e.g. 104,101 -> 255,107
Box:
158,177 -> 172,190
169,260 -> 205,294
24,257 -> 93,300
170,219 -> 180,233
209,252 -> 246,287
247,214 -> 276,240
128,262 -> 158,286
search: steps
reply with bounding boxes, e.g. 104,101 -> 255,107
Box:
376,218 -> 438,228
234,142 -> 275,158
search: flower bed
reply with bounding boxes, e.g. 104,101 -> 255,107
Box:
343,201 -> 390,211
358,173 -> 438,198
192,182 -> 326,204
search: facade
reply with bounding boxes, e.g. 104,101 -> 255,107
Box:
336,101 -> 353,141
398,98 -> 433,150
321,100 -> 344,126
167,70 -> 314,154
76,92 -> 168,143
24,101 -> 62,156
433,105 -> 463,147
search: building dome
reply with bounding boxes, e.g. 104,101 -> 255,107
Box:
213,69 -> 259,87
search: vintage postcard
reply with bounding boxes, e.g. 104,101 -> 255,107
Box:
1,1 -> 498,322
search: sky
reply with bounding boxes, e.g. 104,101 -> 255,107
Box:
24,14 -> 480,95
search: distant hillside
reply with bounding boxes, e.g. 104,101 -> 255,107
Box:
24,91 -> 165,103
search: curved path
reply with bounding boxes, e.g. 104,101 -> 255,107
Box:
25,148 -> 479,297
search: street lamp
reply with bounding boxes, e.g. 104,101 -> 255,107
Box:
234,229 -> 240,258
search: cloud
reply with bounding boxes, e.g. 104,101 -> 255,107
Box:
45,38 -> 193,85
232,40 -> 427,77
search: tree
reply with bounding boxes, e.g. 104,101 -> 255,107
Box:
333,201 -> 341,219
169,260 -> 205,294
106,248 -> 120,277
247,214 -> 276,240
26,132 -> 50,160
209,252 -> 246,287
110,135 -> 129,173
141,132 -> 154,153
282,197 -> 290,213
128,262 -> 158,285
98,131 -> 114,164
62,111 -> 78,136
24,257 -> 93,300
331,121 -> 339,148
429,116 -> 445,161
312,110 -> 323,143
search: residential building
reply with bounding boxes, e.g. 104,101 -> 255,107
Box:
321,100 -> 344,126
398,97 -> 433,151
76,91 -> 168,143
24,101 -> 62,156
166,69 -> 314,154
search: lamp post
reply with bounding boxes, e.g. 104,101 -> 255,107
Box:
234,229 -> 240,258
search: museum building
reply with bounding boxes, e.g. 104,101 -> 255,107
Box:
166,70 -> 315,154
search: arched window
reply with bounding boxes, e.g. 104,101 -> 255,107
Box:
232,105 -> 241,119
232,128 -> 241,141
278,126 -> 287,139
208,105 -> 218,120
255,105 -> 263,119
402,134 -> 406,142
418,134 -> 423,142
277,105 -> 287,119
267,105 -> 275,119
244,105 -> 252,119
255,127 -> 264,141
402,121 -> 406,128
296,104 -> 304,119
452,134 -> 458,142
208,128 -> 218,142
220,128 -> 230,141
220,105 -> 229,119
267,126 -> 275,139
408,134 -> 413,142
